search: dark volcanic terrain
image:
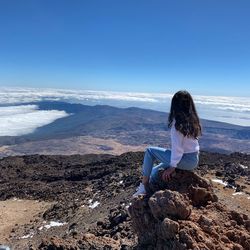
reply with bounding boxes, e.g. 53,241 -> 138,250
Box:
0,151 -> 249,249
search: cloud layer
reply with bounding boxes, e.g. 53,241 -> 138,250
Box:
0,105 -> 69,136
0,87 -> 249,113
0,87 -> 249,126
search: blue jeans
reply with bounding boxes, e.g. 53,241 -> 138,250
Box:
142,146 -> 199,183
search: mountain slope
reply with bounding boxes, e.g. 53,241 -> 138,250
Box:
0,101 -> 249,155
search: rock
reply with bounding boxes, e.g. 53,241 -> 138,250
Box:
81,233 -> 120,249
221,235 -> 230,243
198,215 -> 214,233
129,171 -> 250,250
233,243 -> 244,250
148,190 -> 191,220
189,185 -> 218,206
128,196 -> 157,245
38,234 -> 120,250
157,218 -> 179,239
229,210 -> 248,225
39,236 -> 79,250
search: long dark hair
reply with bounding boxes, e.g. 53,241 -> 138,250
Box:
168,90 -> 202,138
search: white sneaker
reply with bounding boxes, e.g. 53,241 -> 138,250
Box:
133,183 -> 146,197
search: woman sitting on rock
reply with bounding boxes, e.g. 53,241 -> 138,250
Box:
133,90 -> 202,196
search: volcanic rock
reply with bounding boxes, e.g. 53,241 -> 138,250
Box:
0,151 -> 250,249
129,170 -> 250,250
38,233 -> 120,250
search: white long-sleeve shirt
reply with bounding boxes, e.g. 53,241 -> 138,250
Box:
170,124 -> 199,167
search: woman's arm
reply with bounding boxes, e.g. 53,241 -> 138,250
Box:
170,125 -> 184,167
162,126 -> 184,182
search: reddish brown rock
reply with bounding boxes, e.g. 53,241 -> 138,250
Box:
39,236 -> 79,250
38,233 -> 120,250
148,190 -> 191,220
157,218 -> 179,239
129,171 -> 250,250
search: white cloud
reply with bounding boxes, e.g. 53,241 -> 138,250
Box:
194,95 -> 250,113
0,87 -> 163,103
0,87 -> 249,126
0,87 -> 249,113
0,105 -> 69,136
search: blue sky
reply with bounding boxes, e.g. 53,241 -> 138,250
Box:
0,0 -> 249,96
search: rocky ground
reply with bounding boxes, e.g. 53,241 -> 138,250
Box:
0,151 -> 249,249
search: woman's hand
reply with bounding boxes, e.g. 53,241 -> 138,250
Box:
162,167 -> 175,182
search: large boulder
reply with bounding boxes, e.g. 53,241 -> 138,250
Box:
129,170 -> 250,250
148,190 -> 191,220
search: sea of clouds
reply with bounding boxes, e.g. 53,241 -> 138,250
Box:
0,104 -> 69,136
0,87 -> 249,136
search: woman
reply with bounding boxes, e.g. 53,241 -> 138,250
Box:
133,90 -> 202,196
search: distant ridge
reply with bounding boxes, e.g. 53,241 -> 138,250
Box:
0,101 -> 249,155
